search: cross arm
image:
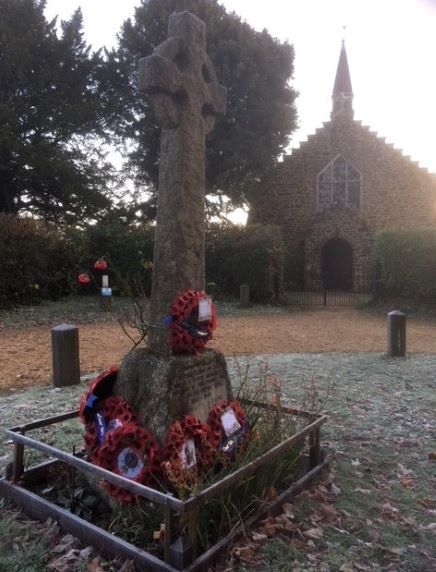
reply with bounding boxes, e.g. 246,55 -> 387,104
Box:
205,83 -> 227,116
138,52 -> 183,97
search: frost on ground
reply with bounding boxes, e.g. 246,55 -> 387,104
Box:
1,353 -> 436,571
225,353 -> 436,571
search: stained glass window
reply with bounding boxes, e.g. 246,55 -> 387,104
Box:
318,183 -> 331,209
317,156 -> 361,210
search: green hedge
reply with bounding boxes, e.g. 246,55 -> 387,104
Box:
83,223 -> 154,296
0,214 -> 83,308
205,224 -> 284,302
0,217 -> 283,307
373,229 -> 436,302
0,216 -> 153,307
84,223 -> 285,302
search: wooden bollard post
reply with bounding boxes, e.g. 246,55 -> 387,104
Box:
51,324 -> 80,387
240,284 -> 250,308
387,310 -> 406,357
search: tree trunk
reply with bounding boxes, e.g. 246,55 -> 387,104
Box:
0,176 -> 17,214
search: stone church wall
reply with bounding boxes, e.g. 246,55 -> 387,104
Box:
252,116 -> 436,290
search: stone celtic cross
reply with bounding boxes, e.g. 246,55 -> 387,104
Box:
138,11 -> 226,354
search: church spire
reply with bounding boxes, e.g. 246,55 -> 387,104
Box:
331,40 -> 354,120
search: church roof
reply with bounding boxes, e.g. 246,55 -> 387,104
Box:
332,41 -> 353,96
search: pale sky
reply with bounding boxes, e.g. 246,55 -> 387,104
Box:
45,0 -> 436,179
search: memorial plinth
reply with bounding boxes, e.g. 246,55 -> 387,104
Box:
114,348 -> 232,441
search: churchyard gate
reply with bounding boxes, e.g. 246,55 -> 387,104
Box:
287,290 -> 373,307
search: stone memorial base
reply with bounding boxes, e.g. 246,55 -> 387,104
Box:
113,348 -> 233,442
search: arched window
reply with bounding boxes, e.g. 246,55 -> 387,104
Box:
317,155 -> 361,210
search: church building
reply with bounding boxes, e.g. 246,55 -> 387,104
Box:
250,42 -> 436,292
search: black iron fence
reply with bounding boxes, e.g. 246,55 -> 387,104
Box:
287,290 -> 373,307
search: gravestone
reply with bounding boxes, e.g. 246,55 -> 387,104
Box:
114,11 -> 231,441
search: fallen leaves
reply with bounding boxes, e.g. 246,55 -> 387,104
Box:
0,514 -> 138,572
396,463 -> 413,477
339,564 -> 354,572
230,543 -> 260,566
396,463 -> 416,488
354,487 -> 372,495
399,474 -> 415,489
422,522 -> 436,533
227,470 -> 344,570
251,532 -> 268,544
379,501 -> 416,528
52,533 -> 80,554
304,527 -> 324,540
329,482 -> 341,497
88,557 -> 108,572
282,502 -> 295,519
47,549 -> 82,572
418,497 -> 436,509
318,502 -> 340,523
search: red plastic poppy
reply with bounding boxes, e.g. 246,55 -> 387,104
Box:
78,273 -> 91,285
79,367 -> 123,460
207,400 -> 250,458
78,368 -> 160,505
94,259 -> 108,270
161,416 -> 216,489
97,421 -> 160,505
170,289 -> 217,355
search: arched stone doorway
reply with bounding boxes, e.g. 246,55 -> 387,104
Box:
305,212 -> 372,292
321,238 -> 353,290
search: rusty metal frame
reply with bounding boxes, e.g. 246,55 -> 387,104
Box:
1,404 -> 327,572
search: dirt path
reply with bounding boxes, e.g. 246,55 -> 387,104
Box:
1,308 -> 436,392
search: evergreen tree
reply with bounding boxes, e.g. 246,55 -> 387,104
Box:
109,0 -> 297,216
0,0 -> 115,223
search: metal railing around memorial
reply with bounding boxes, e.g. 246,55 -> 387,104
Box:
287,290 -> 373,307
0,405 -> 327,572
